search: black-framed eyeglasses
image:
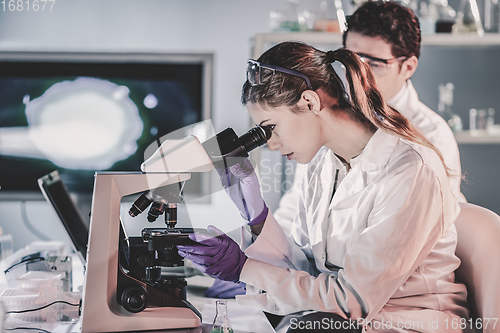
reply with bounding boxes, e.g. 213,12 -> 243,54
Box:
246,59 -> 313,90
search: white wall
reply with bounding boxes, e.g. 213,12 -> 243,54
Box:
0,0 -> 288,250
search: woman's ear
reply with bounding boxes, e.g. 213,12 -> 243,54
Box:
297,90 -> 322,114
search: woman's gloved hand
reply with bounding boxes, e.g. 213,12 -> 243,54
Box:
217,158 -> 268,226
177,225 -> 247,282
204,279 -> 246,299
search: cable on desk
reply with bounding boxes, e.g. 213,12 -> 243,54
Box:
20,200 -> 51,241
5,300 -> 79,315
4,255 -> 45,273
4,327 -> 52,333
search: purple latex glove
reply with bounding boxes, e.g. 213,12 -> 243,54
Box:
204,279 -> 246,299
177,225 -> 247,282
217,158 -> 268,226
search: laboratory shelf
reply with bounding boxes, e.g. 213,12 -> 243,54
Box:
454,130 -> 500,144
253,32 -> 500,57
421,33 -> 500,46
252,32 -> 500,146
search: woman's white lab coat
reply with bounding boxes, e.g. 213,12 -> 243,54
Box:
274,81 -> 465,230
238,130 -> 470,333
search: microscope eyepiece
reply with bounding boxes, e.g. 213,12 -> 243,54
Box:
239,125 -> 272,153
202,125 -> 271,168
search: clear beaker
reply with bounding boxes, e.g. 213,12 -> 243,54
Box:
211,300 -> 233,333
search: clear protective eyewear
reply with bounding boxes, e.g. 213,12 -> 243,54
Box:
355,53 -> 407,76
246,59 -> 313,90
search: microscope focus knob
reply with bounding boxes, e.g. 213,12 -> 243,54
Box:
120,286 -> 148,313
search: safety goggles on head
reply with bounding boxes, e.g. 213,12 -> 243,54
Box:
246,59 -> 313,90
355,53 -> 408,76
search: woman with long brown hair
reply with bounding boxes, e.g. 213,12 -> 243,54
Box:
178,42 -> 470,332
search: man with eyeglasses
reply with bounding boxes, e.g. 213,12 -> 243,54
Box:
270,3 -> 465,282
342,1 -> 463,202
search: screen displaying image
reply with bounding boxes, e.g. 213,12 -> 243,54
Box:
0,52 -> 212,196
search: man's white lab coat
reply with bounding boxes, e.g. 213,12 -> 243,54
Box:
238,130 -> 470,332
389,80 -> 463,201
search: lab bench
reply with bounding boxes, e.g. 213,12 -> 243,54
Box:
0,253 -> 274,333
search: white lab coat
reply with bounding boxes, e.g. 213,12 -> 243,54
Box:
389,80 -> 464,202
238,130 -> 471,333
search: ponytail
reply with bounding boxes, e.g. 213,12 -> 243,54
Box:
331,48 -> 454,178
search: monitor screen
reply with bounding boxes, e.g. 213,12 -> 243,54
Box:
0,51 -> 212,199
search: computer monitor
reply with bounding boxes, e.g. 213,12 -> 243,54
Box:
0,51 -> 213,200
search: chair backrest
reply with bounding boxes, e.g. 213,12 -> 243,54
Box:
454,202 -> 500,332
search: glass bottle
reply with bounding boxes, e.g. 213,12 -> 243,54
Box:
453,0 -> 485,35
280,0 -> 307,32
487,108 -> 496,130
477,109 -> 487,130
484,0 -> 500,32
438,83 -> 462,132
419,1 -> 438,35
435,0 -> 457,32
211,300 -> 234,333
313,0 -> 346,32
469,108 -> 478,131
269,0 -> 304,32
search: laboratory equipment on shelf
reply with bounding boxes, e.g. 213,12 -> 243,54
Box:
435,0 -> 457,32
80,125 -> 270,333
438,83 -> 462,132
484,0 -> 500,32
418,0 -> 439,35
470,108 -> 478,131
454,0 -> 485,35
487,108 -> 496,131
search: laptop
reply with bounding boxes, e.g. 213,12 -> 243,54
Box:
38,170 -> 89,263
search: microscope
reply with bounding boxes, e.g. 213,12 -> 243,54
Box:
80,125 -> 271,333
